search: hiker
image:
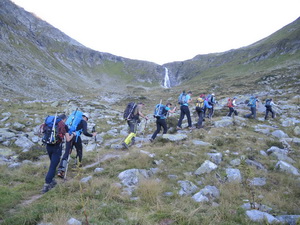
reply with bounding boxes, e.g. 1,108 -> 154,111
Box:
265,98 -> 277,120
122,102 -> 148,149
41,114 -> 72,193
227,97 -> 238,117
196,94 -> 212,129
57,113 -> 96,178
150,102 -> 176,141
205,93 -> 216,118
245,96 -> 260,119
177,91 -> 193,130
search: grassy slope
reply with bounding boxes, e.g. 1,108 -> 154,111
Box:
0,94 -> 299,224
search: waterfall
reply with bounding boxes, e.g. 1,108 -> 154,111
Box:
163,67 -> 171,88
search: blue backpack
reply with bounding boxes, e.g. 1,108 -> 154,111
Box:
247,97 -> 256,107
154,104 -> 166,119
65,110 -> 83,139
178,92 -> 187,105
42,115 -> 62,144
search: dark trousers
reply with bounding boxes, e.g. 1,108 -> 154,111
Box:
151,118 -> 167,140
177,105 -> 192,128
46,143 -> 62,184
59,136 -> 83,170
196,110 -> 204,128
265,107 -> 275,119
208,105 -> 214,118
245,107 -> 257,119
227,107 -> 238,117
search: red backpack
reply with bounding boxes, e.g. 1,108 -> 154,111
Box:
227,98 -> 233,108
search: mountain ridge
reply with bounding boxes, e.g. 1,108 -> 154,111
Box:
1,0 -> 300,100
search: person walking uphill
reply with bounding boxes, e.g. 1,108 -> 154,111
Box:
150,102 -> 176,142
177,91 -> 193,130
41,114 -> 72,193
227,97 -> 238,117
265,98 -> 277,120
57,112 -> 96,178
122,102 -> 148,149
196,94 -> 211,129
245,96 -> 260,119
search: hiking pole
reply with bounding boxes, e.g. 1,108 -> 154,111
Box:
142,119 -> 148,145
92,125 -> 99,163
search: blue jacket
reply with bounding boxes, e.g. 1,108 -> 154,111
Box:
204,100 -> 212,109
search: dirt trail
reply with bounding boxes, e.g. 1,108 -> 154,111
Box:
3,151 -> 124,222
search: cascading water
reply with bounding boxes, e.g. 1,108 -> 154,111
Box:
163,67 -> 171,88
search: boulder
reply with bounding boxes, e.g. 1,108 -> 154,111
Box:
248,177 -> 266,186
192,185 -> 220,203
276,215 -> 300,225
207,152 -> 223,165
294,126 -> 300,136
214,117 -> 233,128
271,130 -> 289,139
192,140 -> 211,146
14,136 -> 34,149
194,160 -> 218,175
226,168 -> 242,183
162,133 -> 188,142
118,169 -> 151,187
246,210 -> 279,224
178,180 -> 199,196
275,161 -> 300,176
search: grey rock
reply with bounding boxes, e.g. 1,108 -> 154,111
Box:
168,174 -> 178,180
192,185 -> 220,203
271,130 -> 289,139
249,177 -> 266,186
162,133 -> 188,142
294,126 -> 300,136
246,159 -> 267,171
139,150 -> 155,158
0,147 -> 15,157
226,168 -> 242,183
67,217 -> 82,225
178,180 -> 199,196
275,161 -> 300,176
94,168 -> 104,173
214,117 -> 233,128
230,158 -> 241,166
242,202 -> 272,212
194,160 -> 218,175
118,169 -> 151,187
14,136 -> 35,149
246,210 -> 279,223
193,140 -> 211,146
80,176 -> 92,183
12,122 -> 25,130
8,162 -> 21,169
276,215 -> 300,225
207,152 -> 223,165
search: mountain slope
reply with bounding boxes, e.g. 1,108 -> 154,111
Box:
0,0 -> 165,100
165,17 -> 300,94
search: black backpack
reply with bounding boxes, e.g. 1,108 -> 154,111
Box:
265,99 -> 271,108
123,102 -> 137,121
42,115 -> 62,145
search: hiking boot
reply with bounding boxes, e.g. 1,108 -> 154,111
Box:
188,127 -> 195,130
41,183 -> 51,194
122,142 -> 129,150
57,171 -> 65,179
176,126 -> 182,130
149,138 -> 154,143
50,179 -> 57,188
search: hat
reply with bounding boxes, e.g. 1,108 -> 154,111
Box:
211,93 -> 215,96
200,94 -> 205,98
83,113 -> 90,120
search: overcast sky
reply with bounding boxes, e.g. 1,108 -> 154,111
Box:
12,0 -> 300,65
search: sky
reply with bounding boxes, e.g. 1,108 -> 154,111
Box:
12,0 -> 300,65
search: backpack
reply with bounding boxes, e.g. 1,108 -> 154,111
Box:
247,97 -> 256,107
154,104 -> 167,119
123,102 -> 137,121
195,98 -> 204,112
65,110 -> 83,135
206,94 -> 213,104
42,115 -> 62,145
178,92 -> 187,105
227,98 -> 233,108
265,99 -> 271,108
